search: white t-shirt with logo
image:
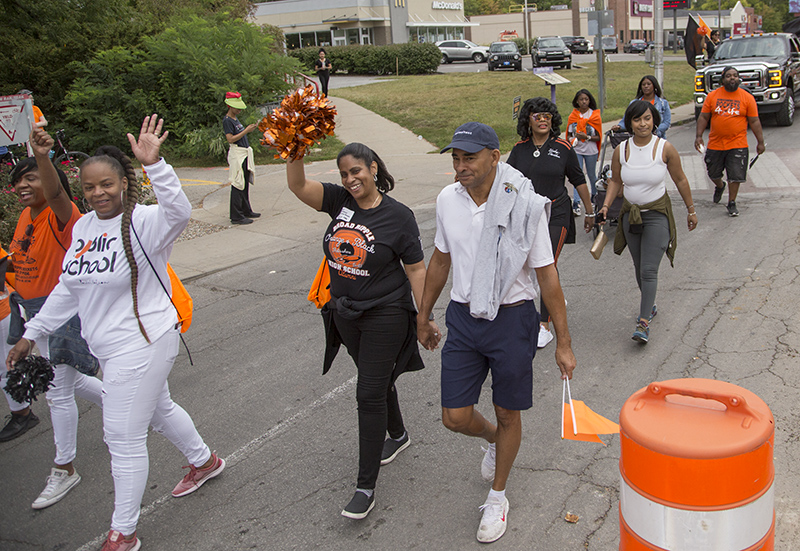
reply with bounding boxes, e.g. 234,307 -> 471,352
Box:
24,159 -> 191,360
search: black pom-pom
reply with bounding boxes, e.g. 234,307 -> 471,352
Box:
4,355 -> 55,403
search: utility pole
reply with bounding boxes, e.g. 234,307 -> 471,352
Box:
596,0 -> 606,112
654,0 -> 664,93
524,0 -> 531,46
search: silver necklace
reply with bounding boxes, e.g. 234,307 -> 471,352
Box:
532,137 -> 549,158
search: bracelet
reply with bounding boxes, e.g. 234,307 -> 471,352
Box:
686,204 -> 694,210
601,204 -> 610,210
585,212 -> 595,217
688,212 -> 697,216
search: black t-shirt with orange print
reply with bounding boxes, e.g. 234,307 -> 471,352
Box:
320,183 -> 423,302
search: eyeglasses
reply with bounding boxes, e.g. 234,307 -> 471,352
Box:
530,112 -> 553,122
19,224 -> 33,253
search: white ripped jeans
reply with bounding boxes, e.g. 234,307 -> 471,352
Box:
1,315 -> 29,412
39,336 -> 104,465
102,327 -> 210,535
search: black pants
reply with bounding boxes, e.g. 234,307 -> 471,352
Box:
333,306 -> 407,490
230,158 -> 255,221
319,74 -> 330,97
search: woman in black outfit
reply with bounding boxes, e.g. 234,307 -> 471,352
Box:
286,143 -> 426,520
315,48 -> 332,97
507,97 -> 594,349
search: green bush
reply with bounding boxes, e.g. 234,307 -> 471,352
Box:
289,43 -> 440,76
512,38 -> 533,56
63,14 -> 300,160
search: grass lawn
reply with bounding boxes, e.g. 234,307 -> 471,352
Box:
333,61 -> 696,153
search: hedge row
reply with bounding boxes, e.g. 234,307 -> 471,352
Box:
289,43 -> 440,76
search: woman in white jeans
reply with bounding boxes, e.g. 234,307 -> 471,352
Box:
7,116 -> 223,551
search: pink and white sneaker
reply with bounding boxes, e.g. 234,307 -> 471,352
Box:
171,453 -> 225,497
101,530 -> 141,551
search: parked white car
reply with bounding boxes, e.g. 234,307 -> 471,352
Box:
436,40 -> 491,63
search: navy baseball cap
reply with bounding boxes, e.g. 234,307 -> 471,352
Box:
440,122 -> 500,154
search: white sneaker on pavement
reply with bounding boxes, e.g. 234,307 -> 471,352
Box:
477,496 -> 510,543
537,326 -> 554,349
481,443 -> 496,482
32,467 -> 81,509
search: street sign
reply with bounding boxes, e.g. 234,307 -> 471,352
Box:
513,96 -> 521,120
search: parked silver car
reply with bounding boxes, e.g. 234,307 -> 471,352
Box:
436,40 -> 491,64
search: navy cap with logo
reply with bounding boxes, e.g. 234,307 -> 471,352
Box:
440,122 -> 500,154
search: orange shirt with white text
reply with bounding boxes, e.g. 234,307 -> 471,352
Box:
702,87 -> 758,151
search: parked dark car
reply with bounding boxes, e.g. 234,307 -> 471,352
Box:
624,39 -> 648,53
531,36 -> 572,69
436,40 -> 490,63
487,41 -> 522,71
562,36 -> 591,54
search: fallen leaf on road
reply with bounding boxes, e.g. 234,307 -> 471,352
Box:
565,512 -> 579,523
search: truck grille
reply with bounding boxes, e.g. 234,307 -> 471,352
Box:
707,69 -> 765,92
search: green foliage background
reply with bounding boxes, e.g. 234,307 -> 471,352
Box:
289,43 -> 442,76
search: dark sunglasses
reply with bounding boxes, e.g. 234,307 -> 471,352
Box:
530,112 -> 553,122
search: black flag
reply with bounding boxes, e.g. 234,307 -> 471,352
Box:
685,14 -> 701,68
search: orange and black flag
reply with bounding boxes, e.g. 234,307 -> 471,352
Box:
685,14 -> 710,68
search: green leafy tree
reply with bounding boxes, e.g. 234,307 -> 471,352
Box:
694,0 -> 789,32
63,14 -> 299,157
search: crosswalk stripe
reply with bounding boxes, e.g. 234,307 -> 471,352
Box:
663,153 -> 800,191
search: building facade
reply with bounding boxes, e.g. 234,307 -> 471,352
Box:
251,0 -> 475,49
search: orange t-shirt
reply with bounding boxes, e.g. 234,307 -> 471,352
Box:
0,246 -> 13,320
33,105 -> 43,123
702,87 -> 758,150
9,203 -> 80,299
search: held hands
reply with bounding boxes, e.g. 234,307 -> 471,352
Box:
127,114 -> 168,167
29,126 -> 54,158
417,316 -> 442,351
6,338 -> 34,371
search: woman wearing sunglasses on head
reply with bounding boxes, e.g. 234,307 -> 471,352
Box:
507,97 -> 594,349
5,128 -> 102,508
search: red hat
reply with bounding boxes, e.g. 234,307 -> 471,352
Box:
225,91 -> 246,109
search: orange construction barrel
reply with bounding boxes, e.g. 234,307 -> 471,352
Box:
619,378 -> 774,550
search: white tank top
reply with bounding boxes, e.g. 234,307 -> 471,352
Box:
619,136 -> 668,205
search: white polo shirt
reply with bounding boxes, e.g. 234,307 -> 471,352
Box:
434,181 -> 554,305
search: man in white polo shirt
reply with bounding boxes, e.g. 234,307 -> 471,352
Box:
417,122 -> 576,544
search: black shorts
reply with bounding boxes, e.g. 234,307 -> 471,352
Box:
704,148 -> 748,183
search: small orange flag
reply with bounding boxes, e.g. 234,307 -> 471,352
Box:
561,379 -> 620,446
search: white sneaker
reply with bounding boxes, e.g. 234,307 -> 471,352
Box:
537,326 -> 554,349
32,467 -> 81,509
477,496 -> 510,543
481,443 -> 496,481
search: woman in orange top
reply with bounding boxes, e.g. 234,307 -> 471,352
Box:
6,127 -> 102,510
566,89 -> 603,199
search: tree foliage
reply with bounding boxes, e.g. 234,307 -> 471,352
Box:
465,0 -> 571,17
63,14 -> 299,157
692,0 -> 788,32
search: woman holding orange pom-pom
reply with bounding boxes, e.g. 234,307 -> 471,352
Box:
286,144 -> 427,520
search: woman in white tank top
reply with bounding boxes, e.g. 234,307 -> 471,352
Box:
597,101 -> 697,344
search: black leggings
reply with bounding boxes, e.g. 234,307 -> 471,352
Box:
333,306 -> 408,490
230,158 -> 255,221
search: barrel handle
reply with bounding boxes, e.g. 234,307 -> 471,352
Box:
646,382 -> 762,425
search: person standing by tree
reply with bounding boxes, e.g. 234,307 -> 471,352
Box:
315,48 -> 332,97
694,66 -> 765,217
223,92 -> 260,225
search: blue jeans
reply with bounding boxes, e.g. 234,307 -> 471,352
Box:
576,153 -> 598,199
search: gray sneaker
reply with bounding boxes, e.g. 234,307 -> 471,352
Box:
727,201 -> 739,217
32,468 -> 81,509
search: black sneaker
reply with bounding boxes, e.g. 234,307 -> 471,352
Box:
231,218 -> 253,225
245,212 -> 261,218
341,491 -> 375,519
380,433 -> 410,465
727,201 -> 739,217
713,183 -> 726,204
0,411 -> 39,442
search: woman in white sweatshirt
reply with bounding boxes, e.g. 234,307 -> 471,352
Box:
6,115 -> 223,551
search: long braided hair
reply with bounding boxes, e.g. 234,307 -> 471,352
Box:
81,146 -> 150,343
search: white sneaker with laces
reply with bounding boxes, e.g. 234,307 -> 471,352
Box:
537,326 -> 554,349
481,443 -> 496,481
477,496 -> 510,543
32,468 -> 81,509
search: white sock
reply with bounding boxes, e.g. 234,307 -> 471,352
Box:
488,488 -> 505,502
356,488 -> 373,498
390,431 -> 407,442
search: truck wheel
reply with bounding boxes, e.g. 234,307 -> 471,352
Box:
694,106 -> 702,120
566,62 -> 572,70
775,91 -> 795,127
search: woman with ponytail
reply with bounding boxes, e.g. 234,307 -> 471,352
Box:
286,143 -> 427,520
7,115 -> 223,551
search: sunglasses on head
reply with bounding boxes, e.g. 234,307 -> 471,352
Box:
530,112 -> 553,122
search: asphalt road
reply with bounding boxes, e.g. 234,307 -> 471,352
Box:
2,111 -> 800,550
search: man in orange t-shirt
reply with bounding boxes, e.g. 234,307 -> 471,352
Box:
694,67 -> 765,217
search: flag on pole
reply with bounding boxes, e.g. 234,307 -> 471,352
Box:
561,379 -> 620,445
685,14 -> 702,68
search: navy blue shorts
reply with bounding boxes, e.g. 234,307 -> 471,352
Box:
441,300 -> 539,411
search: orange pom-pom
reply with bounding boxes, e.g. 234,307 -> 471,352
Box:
258,85 -> 337,160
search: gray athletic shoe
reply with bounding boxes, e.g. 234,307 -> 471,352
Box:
32,468 -> 81,509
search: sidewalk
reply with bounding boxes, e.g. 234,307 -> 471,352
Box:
170,97 -> 697,279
